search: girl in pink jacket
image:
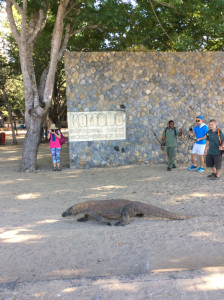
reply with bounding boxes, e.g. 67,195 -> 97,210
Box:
47,124 -> 62,171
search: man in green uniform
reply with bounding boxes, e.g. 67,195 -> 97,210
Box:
161,120 -> 182,171
204,119 -> 224,180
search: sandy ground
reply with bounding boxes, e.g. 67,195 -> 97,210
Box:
0,131 -> 224,299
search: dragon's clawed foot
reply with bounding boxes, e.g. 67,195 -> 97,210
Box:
114,221 -> 127,226
77,215 -> 89,222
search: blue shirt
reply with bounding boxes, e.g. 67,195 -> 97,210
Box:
194,123 -> 208,145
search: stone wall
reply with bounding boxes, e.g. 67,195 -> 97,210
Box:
65,51 -> 224,169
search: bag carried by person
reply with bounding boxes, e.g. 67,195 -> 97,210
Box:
59,133 -> 66,145
217,128 -> 224,157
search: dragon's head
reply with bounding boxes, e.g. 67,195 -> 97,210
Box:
62,206 -> 73,217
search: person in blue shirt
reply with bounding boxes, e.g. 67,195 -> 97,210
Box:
188,116 -> 208,172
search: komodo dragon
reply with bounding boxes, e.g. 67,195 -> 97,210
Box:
62,199 -> 192,226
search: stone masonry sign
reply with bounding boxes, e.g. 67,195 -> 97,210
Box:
67,111 -> 126,142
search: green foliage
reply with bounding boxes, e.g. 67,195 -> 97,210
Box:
0,52 -> 25,120
2,0 -> 224,126
113,0 -> 224,51
126,44 -> 153,52
5,76 -> 25,120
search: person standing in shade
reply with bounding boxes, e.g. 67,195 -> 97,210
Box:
188,116 -> 208,172
47,124 -> 62,171
204,119 -> 224,180
161,120 -> 182,171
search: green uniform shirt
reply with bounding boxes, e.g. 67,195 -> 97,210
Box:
162,127 -> 179,147
207,129 -> 224,155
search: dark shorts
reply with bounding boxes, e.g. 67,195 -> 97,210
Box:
206,154 -> 222,170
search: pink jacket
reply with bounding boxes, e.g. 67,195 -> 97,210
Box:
50,132 -> 61,148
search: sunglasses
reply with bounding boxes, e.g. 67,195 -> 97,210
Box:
196,120 -> 201,122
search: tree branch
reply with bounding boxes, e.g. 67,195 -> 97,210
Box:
27,6 -> 48,44
71,24 -> 102,36
58,23 -> 71,61
43,0 -> 70,107
9,0 -> 22,14
21,0 -> 27,43
64,1 -> 81,18
149,0 -> 174,48
152,0 -> 176,9
58,23 -> 102,60
6,0 -> 20,43
39,66 -> 50,101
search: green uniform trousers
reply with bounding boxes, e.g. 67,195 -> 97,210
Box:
166,146 -> 176,168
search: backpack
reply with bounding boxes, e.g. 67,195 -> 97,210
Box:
165,127 -> 177,137
217,128 -> 224,156
162,127 -> 177,146
59,133 -> 66,145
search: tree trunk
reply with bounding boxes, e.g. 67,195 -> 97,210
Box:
6,0 -> 71,171
20,116 -> 43,171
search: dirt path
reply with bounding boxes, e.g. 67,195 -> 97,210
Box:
0,131 -> 224,299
